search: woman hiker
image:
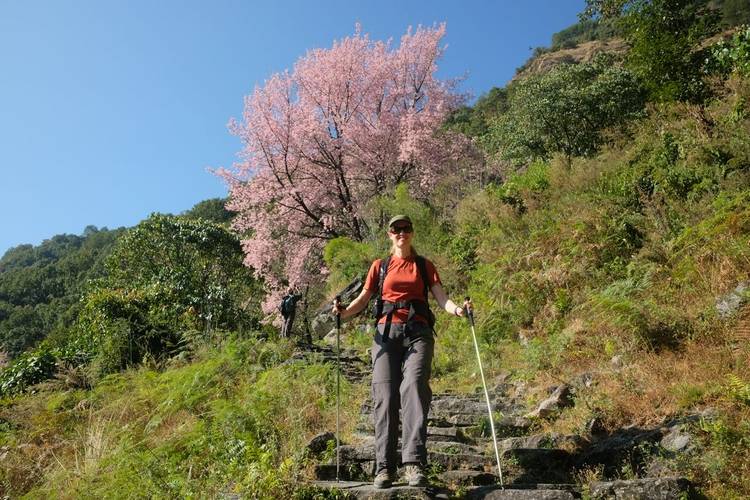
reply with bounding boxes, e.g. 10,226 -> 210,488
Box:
333,215 -> 469,489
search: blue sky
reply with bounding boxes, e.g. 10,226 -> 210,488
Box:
0,0 -> 584,256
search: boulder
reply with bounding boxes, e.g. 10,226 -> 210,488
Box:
312,277 -> 364,338
467,485 -> 577,499
589,477 -> 694,499
716,281 -> 748,319
525,385 -> 573,419
660,425 -> 694,454
307,431 -> 336,455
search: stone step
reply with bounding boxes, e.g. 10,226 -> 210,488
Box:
427,425 -> 470,443
439,469 -> 498,487
498,434 -> 584,452
466,485 -> 578,499
309,480 -> 451,499
500,448 -> 573,485
319,443 -> 575,480
589,477 -> 694,499
354,424 -> 474,444
428,450 -> 493,471
308,481 -> 580,500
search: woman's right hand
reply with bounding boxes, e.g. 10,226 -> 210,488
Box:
332,298 -> 345,317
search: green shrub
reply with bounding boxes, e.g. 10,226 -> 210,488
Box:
486,54 -> 646,165
0,345 -> 56,396
707,25 -> 750,77
322,237 -> 376,291
493,161 -> 550,214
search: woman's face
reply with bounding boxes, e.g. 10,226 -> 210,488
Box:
388,221 -> 414,250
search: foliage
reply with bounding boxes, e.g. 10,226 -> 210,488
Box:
550,18 -> 620,50
70,214 -> 262,377
445,87 -> 509,139
707,25 -> 750,77
485,55 -> 645,165
0,336 -> 355,498
582,0 -> 721,102
104,213 -> 260,333
322,237 -> 376,292
0,344 -> 56,395
218,24 -> 472,311
181,197 -> 234,225
0,227 -> 124,358
718,0 -> 750,26
492,160 -> 550,214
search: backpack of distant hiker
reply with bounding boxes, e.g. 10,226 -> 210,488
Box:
371,255 -> 435,338
279,295 -> 296,316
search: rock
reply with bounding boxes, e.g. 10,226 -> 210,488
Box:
610,355 -> 624,369
575,428 -> 663,475
525,385 -> 573,419
439,470 -> 497,486
500,448 -> 572,484
586,417 -> 607,437
572,372 -> 595,389
310,480 -> 451,499
312,278 -> 364,338
716,281 -> 748,319
589,477 -> 694,499
512,38 -> 629,83
499,434 -> 584,452
307,431 -> 336,455
467,485 -> 577,499
660,425 -> 693,453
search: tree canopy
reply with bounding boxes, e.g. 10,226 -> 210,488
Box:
484,55 -> 646,166
218,24 -> 470,310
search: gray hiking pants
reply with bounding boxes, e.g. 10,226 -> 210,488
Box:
371,322 -> 434,473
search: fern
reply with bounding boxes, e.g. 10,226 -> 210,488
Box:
726,374 -> 750,405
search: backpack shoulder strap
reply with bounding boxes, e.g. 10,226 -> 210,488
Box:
378,256 -> 391,298
415,256 -> 430,301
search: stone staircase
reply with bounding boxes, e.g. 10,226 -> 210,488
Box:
311,378 -> 585,499
304,348 -> 700,499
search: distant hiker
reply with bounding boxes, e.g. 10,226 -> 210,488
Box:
333,215 -> 469,489
279,288 -> 302,338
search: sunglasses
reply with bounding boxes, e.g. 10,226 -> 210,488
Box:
389,225 -> 413,234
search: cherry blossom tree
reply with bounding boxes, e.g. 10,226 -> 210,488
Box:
217,24 -> 468,312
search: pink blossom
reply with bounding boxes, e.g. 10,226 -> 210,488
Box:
219,24 -> 469,311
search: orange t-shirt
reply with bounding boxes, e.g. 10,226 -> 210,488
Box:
364,255 -> 441,324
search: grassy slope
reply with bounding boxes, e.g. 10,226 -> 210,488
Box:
2,79 -> 750,498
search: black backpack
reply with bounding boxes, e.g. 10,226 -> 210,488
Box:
372,255 -> 435,338
280,295 -> 296,316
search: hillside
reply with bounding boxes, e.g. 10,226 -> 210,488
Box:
2,3 -> 750,499
512,38 -> 628,83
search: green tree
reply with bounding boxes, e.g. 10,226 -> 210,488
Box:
182,198 -> 233,225
719,0 -> 750,26
446,87 -> 510,138
0,228 -> 123,357
79,214 -> 262,376
484,55 -> 646,166
582,0 -> 720,102
103,213 -> 260,334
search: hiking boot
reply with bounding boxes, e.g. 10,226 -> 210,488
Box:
403,464 -> 428,487
373,470 -> 396,489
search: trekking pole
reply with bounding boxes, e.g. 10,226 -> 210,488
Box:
465,297 -> 504,488
334,295 -> 342,482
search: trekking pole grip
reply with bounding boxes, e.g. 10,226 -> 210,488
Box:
334,295 -> 342,329
464,296 -> 475,326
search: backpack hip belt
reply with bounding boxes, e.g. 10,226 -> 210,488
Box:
372,255 -> 435,342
